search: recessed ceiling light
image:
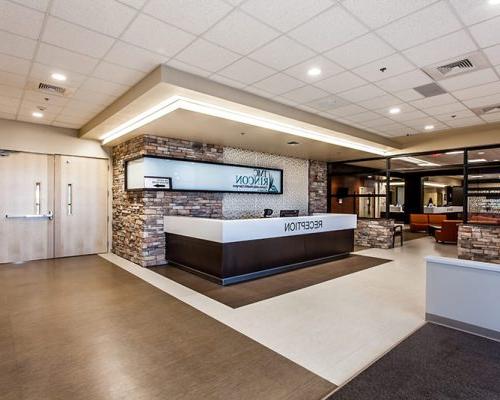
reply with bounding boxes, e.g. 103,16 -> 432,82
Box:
307,67 -> 322,77
489,0 -> 500,5
287,140 -> 300,145
469,175 -> 484,179
32,111 -> 43,118
389,107 -> 401,114
424,125 -> 434,130
51,72 -> 67,81
478,151 -> 485,155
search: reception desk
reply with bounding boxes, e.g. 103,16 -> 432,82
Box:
164,213 -> 356,285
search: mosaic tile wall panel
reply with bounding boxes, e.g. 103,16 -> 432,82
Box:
222,147 -> 309,219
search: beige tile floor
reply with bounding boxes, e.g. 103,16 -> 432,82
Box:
102,235 -> 457,386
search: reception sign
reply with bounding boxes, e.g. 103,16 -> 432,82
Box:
126,156 -> 283,194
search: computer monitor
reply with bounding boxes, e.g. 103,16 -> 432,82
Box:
279,209 -> 299,217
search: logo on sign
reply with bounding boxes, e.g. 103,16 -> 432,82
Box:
234,169 -> 279,193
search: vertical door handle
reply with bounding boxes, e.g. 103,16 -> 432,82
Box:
35,182 -> 41,215
67,183 -> 73,215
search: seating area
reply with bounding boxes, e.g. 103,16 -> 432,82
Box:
435,220 -> 461,244
409,214 -> 461,244
469,214 -> 500,225
410,214 -> 447,233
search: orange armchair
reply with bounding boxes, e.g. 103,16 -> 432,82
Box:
435,220 -> 461,243
410,214 -> 429,232
428,214 -> 446,227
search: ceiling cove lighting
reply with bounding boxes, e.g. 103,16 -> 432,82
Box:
51,72 -> 67,81
469,175 -> 484,179
32,111 -> 43,118
424,182 -> 447,188
307,67 -> 322,77
445,150 -> 464,155
392,156 -> 440,167
469,158 -> 487,163
389,107 -> 401,114
100,95 -> 389,155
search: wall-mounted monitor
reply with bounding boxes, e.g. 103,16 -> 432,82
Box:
125,156 -> 283,194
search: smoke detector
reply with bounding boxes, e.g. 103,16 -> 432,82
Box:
422,51 -> 489,81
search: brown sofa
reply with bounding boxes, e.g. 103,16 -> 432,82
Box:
428,214 -> 447,226
435,220 -> 461,243
468,214 -> 500,225
410,214 -> 429,232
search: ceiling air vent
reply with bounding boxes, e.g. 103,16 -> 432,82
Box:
422,51 -> 489,81
38,82 -> 66,95
472,104 -> 500,116
413,83 -> 447,98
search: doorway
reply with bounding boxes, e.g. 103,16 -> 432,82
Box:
0,151 -> 108,263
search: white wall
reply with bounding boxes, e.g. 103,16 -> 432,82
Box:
0,118 -> 108,159
222,147 -> 309,219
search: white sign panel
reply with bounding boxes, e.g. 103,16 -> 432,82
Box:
126,157 -> 283,194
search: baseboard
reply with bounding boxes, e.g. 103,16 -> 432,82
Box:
426,313 -> 500,342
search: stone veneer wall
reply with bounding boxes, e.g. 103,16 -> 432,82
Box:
458,224 -> 500,264
308,160 -> 327,214
112,135 -> 223,267
355,218 -> 395,249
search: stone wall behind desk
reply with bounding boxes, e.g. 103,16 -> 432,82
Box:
355,218 -> 394,249
308,160 -> 327,214
458,224 -> 500,264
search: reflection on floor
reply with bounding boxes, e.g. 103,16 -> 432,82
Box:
0,256 -> 334,400
328,323 -> 500,400
150,254 -> 390,308
103,234 -> 458,386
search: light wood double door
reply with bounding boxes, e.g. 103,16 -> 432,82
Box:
0,152 -> 108,264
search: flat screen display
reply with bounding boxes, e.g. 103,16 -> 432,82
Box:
126,156 -> 283,194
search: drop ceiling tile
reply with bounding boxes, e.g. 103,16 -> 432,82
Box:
36,44 -> 99,75
42,17 -> 115,58
116,0 -> 146,9
122,14 -> 195,57
324,33 -> 395,70
19,99 -> 64,115
0,94 -> 20,108
394,89 -> 425,102
243,85 -> 275,98
252,73 -> 304,95
0,53 -> 31,76
422,102 -> 467,115
388,109 -> 429,122
241,0 -> 333,32
93,62 -> 145,85
281,85 -> 329,103
106,41 -> 168,73
144,0 -> 231,35
449,0 -> 500,26
0,84 -> 23,99
72,88 -> 117,106
439,68 -> 498,92
288,5 -> 368,52
209,74 -> 246,89
273,96 -> 300,107
284,56 -> 344,83
217,58 -> 275,85
469,15 -> 500,48
410,93 -> 457,109
352,54 -> 414,82
403,30 -> 477,68
402,116 -> 440,129
377,2 -> 462,51
166,59 -> 212,77
315,71 -> 366,93
376,69 -> 433,92
204,11 -> 280,55
0,0 -> 44,39
445,116 -> 484,128
18,113 -> 55,124
52,120 -> 81,129
347,111 -> 381,123
0,70 -> 27,87
483,44 -> 500,66
175,39 -> 240,72
23,90 -> 70,107
0,111 -> 16,120
29,62 -> 87,88
0,31 -> 37,60
9,0 -> 50,11
329,104 -> 366,117
434,109 -> 476,122
338,84 -> 386,102
249,36 -> 315,70
51,0 -> 136,37
342,0 -> 436,29
452,81 -> 500,101
481,112 -> 500,123
358,94 -> 402,110
361,116 -> 395,127
79,77 -> 130,97
62,99 -> 104,114
305,95 -> 350,111
463,93 -> 500,108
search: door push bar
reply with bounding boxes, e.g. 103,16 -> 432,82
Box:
5,211 -> 53,220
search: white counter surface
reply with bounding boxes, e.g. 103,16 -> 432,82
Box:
423,206 -> 463,214
164,213 -> 357,243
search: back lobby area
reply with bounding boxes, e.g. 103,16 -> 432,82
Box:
1,0 -> 500,399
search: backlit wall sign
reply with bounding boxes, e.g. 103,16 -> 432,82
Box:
126,156 -> 283,194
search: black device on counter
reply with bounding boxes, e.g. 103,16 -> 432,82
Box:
263,209 -> 274,218
279,210 -> 299,217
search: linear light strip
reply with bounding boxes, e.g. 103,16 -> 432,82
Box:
101,96 -> 389,155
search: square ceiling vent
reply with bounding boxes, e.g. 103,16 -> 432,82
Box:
422,51 -> 490,81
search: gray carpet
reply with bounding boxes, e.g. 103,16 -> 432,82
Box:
328,323 -> 500,400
